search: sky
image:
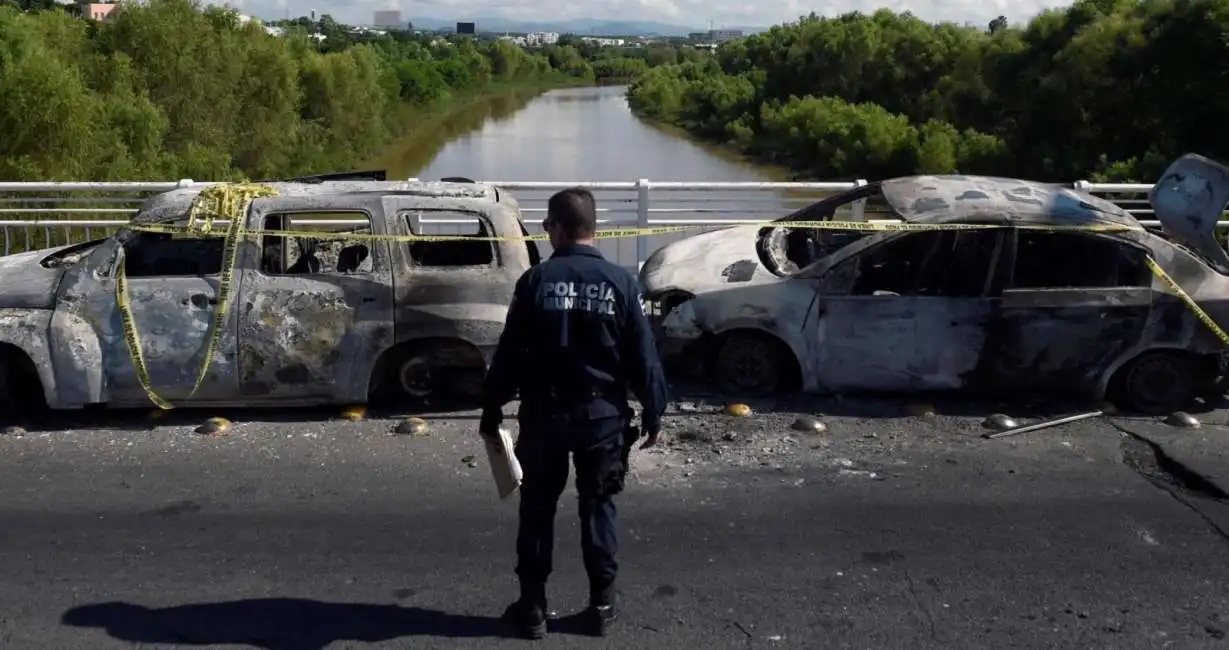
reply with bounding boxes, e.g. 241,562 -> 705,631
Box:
227,0 -> 1077,33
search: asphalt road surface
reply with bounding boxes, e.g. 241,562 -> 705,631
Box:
2,395 -> 1229,650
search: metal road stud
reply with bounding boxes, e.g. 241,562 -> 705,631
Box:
394,417 -> 429,435
340,405 -> 367,421
982,413 -> 1018,432
195,417 -> 231,435
791,415 -> 827,433
1164,411 -> 1201,428
723,403 -> 752,417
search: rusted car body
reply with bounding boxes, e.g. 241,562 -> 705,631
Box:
0,180 -> 538,410
640,154 -> 1229,414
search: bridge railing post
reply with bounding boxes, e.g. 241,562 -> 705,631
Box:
852,179 -> 868,220
635,178 -> 650,270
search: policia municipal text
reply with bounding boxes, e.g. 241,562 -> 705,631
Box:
480,187 -> 670,639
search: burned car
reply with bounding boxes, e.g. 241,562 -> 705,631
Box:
0,179 -> 540,411
640,154 -> 1229,414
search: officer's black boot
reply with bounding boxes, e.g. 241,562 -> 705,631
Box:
582,585 -> 618,637
503,582 -> 548,640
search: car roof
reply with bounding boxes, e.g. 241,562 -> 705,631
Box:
881,175 -> 1140,229
133,180 -> 501,225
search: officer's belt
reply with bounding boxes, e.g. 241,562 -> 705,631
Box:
522,385 -> 627,404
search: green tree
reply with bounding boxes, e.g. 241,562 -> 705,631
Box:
626,3 -> 1229,183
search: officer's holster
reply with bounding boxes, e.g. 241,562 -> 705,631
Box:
604,422 -> 641,496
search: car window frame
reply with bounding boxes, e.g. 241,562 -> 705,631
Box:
814,229 -> 1005,298
1003,229 -> 1154,291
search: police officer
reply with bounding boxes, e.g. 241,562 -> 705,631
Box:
480,187 -> 668,639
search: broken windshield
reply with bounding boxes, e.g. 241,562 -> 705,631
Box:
755,183 -> 881,276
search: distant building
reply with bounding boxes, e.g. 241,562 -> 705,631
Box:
373,10 -> 402,29
582,36 -> 625,47
689,29 -> 742,43
83,1 -> 117,21
500,32 -> 558,47
456,21 -> 475,34
525,31 -> 559,46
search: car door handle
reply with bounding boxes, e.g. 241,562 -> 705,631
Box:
183,294 -> 218,308
360,297 -> 376,303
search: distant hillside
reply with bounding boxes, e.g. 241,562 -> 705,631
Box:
406,17 -> 764,37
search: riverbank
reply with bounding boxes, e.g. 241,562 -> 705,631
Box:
625,102 -> 812,184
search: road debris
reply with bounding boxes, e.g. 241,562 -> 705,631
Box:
340,405 -> 366,422
983,410 -> 1105,439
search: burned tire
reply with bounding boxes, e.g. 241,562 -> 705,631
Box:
398,355 -> 436,399
1117,350 -> 1195,415
377,340 -> 487,407
0,347 -> 43,421
713,332 -> 788,398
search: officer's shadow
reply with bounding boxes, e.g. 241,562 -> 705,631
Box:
61,598 -> 547,650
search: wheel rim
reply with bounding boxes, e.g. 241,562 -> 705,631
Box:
717,337 -> 779,394
1125,354 -> 1189,413
399,357 -> 434,398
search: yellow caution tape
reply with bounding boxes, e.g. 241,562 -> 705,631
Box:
115,259 -> 173,410
126,218 -> 1147,244
1144,256 -> 1229,346
117,183 -> 279,409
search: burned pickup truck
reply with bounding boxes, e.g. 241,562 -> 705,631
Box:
0,179 -> 540,412
640,154 -> 1229,415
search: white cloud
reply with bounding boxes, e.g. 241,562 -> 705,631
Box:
216,0 -> 1076,32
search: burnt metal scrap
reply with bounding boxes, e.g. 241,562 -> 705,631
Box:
0,179 -> 534,412
639,156 -> 1229,415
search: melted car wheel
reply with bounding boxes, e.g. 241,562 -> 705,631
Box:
399,356 -> 435,399
1120,351 -> 1195,415
713,333 -> 783,398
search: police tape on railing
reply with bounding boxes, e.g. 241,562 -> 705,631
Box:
116,183 -> 1229,409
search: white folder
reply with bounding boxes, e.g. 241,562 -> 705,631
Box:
484,427 -> 523,500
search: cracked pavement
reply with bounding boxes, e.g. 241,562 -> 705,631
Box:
2,395 -> 1229,649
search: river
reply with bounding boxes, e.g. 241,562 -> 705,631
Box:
368,84 -> 824,268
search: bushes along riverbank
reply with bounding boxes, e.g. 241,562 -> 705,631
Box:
626,3 -> 1229,183
0,0 -> 661,182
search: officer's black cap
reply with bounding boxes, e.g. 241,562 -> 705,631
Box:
546,188 -> 598,238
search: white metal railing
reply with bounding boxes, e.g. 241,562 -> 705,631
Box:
0,178 -> 1189,269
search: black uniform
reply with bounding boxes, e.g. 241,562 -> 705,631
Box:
481,242 -> 668,607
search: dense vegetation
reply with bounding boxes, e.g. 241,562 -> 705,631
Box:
627,2 -> 1227,183
0,0 -> 659,182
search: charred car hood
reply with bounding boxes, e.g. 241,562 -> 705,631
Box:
1151,154 -> 1229,275
639,225 -> 777,293
0,243 -> 82,309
